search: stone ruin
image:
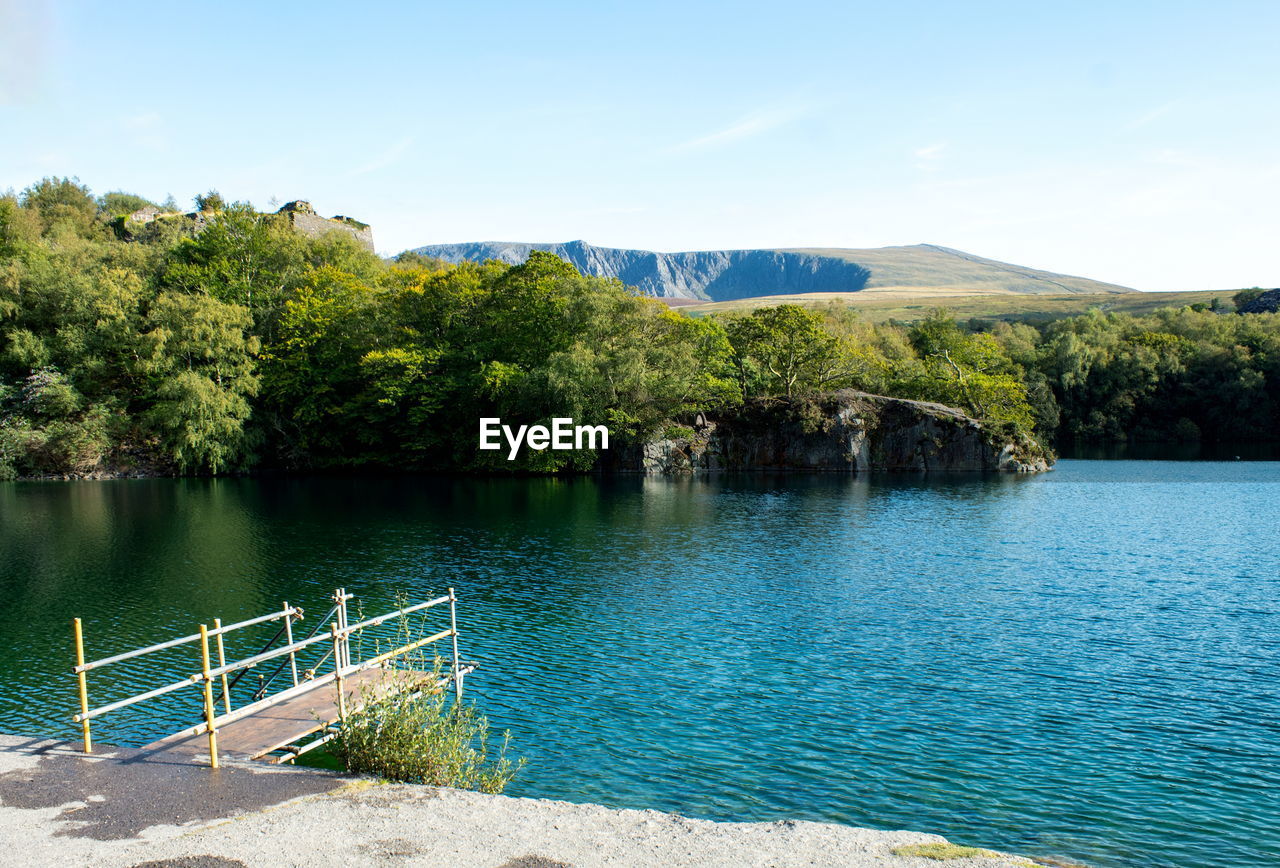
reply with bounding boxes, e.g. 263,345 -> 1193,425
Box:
277,201 -> 375,251
119,200 -> 376,252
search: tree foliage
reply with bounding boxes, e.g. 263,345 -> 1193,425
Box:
901,311 -> 1036,431
726,305 -> 844,398
142,292 -> 260,472
1030,307 -> 1280,441
2,175 -> 1278,477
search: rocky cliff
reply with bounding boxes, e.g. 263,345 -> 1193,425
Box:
410,240 -> 871,300
278,201 -> 375,251
407,240 -> 1133,301
602,391 -> 1051,474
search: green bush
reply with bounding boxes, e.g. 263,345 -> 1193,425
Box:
1233,288 -> 1265,310
334,657 -> 523,794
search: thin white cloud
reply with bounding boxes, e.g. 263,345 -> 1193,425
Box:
352,136 -> 416,175
1149,147 -> 1201,168
122,111 -> 162,130
664,106 -> 812,155
1125,101 -> 1179,130
913,142 -> 947,171
570,205 -> 647,217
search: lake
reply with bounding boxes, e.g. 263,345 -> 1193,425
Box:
1,461 -> 1276,868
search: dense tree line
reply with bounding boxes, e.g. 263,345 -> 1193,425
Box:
1,178 -> 1277,478
1010,305 -> 1280,442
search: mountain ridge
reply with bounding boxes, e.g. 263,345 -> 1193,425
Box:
406,240 -> 1135,301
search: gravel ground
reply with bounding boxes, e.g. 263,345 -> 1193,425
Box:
0,735 -> 1047,868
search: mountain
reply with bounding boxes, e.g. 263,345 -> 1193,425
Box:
405,240 -> 1135,302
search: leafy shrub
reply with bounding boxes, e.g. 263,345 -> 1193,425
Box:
1233,288 -> 1265,310
19,367 -> 80,419
333,656 -> 523,794
41,406 -> 112,473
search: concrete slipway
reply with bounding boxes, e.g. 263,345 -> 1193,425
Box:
0,734 -> 1053,868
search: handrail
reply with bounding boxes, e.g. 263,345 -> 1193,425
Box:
355,627 -> 455,671
251,595 -> 350,700
223,619 -> 292,704
74,675 -> 193,723
170,631 -> 467,740
168,657 -> 477,742
193,629 -> 337,682
72,588 -> 466,768
343,595 -> 451,634
74,607 -> 302,674
194,596 -> 451,683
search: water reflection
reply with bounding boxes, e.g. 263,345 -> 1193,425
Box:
0,465 -> 1277,868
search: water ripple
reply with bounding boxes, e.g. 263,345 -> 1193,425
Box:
1,464 -> 1278,868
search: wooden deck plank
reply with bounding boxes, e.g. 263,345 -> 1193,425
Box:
141,668 -> 426,762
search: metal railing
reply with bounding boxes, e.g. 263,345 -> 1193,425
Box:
71,588 -> 467,768
72,602 -> 304,754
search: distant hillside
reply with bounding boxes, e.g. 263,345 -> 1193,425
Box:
406,240 -> 1135,301
679,289 -> 1242,324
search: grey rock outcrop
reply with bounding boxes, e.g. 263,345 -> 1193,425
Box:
603,391 -> 1051,475
126,205 -> 163,224
278,201 -> 375,251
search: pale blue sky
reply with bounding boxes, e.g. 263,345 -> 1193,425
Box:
2,1 -> 1277,290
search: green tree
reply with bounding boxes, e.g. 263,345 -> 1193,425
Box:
98,191 -> 157,216
537,295 -> 735,458
163,203 -> 305,332
905,311 -> 1036,432
259,265 -> 383,463
142,292 -> 260,472
20,177 -> 99,238
0,195 -> 42,255
195,190 -> 226,212
725,305 -> 845,398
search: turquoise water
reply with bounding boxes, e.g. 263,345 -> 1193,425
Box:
1,462 -> 1277,868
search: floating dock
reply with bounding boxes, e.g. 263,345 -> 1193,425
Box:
71,589 -> 475,767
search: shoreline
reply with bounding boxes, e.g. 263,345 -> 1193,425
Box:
0,735 -> 1054,867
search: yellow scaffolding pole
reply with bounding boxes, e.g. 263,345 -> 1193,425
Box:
72,618 -> 92,754
199,624 -> 219,768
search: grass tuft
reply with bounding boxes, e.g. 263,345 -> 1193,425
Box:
892,842 -> 1003,860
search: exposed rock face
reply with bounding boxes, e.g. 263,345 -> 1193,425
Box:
278,201 -> 375,251
407,240 -> 1134,301
118,202 -> 377,251
412,240 -> 870,301
126,205 -> 163,224
603,391 -> 1051,475
1238,289 -> 1280,313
